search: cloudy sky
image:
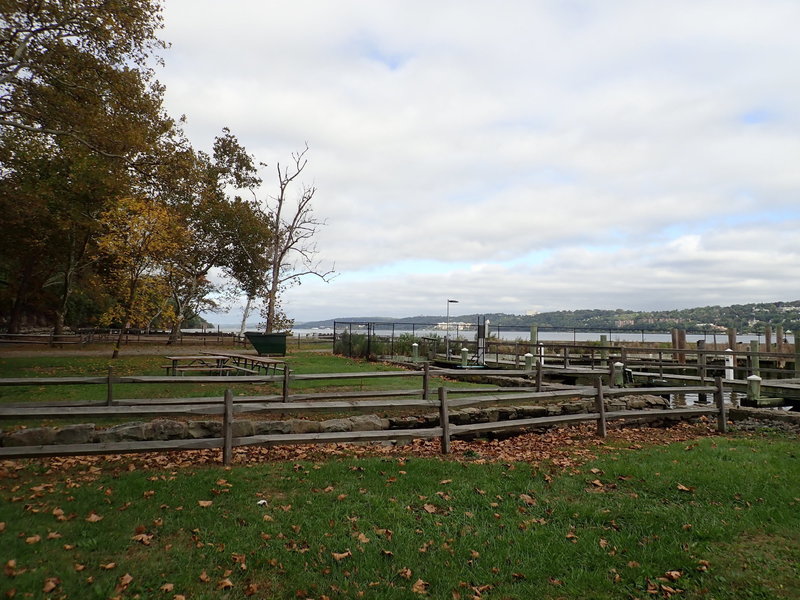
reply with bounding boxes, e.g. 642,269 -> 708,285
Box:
160,0 -> 800,325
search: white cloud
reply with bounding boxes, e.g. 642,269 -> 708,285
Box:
158,1 -> 800,323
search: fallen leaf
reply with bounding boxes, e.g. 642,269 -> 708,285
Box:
423,504 -> 436,514
198,570 -> 211,582
46,532 -> 61,540
332,550 -> 352,561
518,493 -> 536,506
244,583 -> 260,596
25,535 -> 41,544
197,500 -> 213,508
676,483 -> 694,493
411,578 -> 429,594
116,573 -> 133,592
398,567 -> 412,579
100,562 -> 117,570
664,570 -> 683,581
85,512 -> 103,523
42,577 -> 60,593
217,578 -> 234,590
160,583 -> 174,592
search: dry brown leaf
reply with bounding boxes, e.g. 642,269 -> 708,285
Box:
160,583 -> 174,592
627,561 -> 640,568
422,504 -> 436,514
0,522 -> 5,532
599,538 -> 609,548
676,483 -> 694,492
74,563 -> 86,572
411,578 -> 430,594
42,577 -> 60,593
357,532 -> 370,543
217,578 -> 234,590
197,500 -> 213,508
244,583 -> 260,596
398,567 -> 412,579
198,570 -> 211,582
175,595 -> 186,600
25,535 -> 41,544
116,573 -> 133,592
46,531 -> 61,540
85,512 -> 103,523
664,570 -> 683,581
332,550 -> 352,561
100,562 -> 117,570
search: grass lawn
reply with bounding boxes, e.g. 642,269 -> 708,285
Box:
1,432 -> 798,599
0,350 -> 483,406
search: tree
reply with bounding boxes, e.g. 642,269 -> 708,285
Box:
95,195 -> 185,358
1,0 -> 170,158
258,145 -> 334,333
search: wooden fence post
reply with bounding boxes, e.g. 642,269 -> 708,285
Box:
106,366 -> 114,406
714,377 -> 727,434
438,387 -> 450,455
282,367 -> 290,402
423,362 -> 430,401
223,388 -> 233,465
595,377 -> 607,438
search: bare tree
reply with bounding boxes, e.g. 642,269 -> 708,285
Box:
259,145 -> 334,332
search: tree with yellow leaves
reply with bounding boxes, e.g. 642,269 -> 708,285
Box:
95,196 -> 186,358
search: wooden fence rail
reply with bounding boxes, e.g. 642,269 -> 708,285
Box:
0,374 -> 727,462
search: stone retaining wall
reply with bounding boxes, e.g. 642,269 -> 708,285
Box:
1,394 -> 677,447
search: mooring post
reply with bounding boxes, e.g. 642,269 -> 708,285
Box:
106,366 -> 114,406
223,388 -> 234,465
536,357 -> 543,392
765,325 -> 772,353
461,347 -> 468,367
282,367 -> 290,402
600,334 -> 608,368
749,340 -> 760,377
612,362 -> 625,388
538,342 -> 545,366
595,377 -> 607,438
697,340 -> 707,404
422,362 -> 430,400
524,352 -> 533,372
795,339 -> 800,378
724,348 -> 734,380
747,375 -> 762,405
714,377 -> 727,433
677,329 -> 687,365
438,387 -> 450,455
412,342 -> 419,362
530,325 -> 538,346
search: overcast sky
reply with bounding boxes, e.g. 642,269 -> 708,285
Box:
160,0 -> 800,325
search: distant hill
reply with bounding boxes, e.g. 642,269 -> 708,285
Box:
297,300 -> 800,333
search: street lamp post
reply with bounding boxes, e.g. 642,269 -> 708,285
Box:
446,299 -> 458,359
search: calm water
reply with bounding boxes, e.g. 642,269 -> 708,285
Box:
195,324 -> 794,346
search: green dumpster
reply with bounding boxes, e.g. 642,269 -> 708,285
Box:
244,332 -> 289,356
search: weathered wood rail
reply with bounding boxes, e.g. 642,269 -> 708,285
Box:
0,366 -> 727,462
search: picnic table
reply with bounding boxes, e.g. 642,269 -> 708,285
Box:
163,355 -> 238,376
199,351 -> 285,375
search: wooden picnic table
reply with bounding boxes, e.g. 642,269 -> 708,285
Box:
200,351 -> 285,375
163,355 -> 233,376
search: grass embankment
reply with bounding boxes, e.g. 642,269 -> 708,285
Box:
1,434 -> 798,599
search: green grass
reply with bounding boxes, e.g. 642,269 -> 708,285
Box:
1,434 -> 798,599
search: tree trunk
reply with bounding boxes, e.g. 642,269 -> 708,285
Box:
239,295 -> 254,336
7,262 -> 34,334
167,317 -> 182,345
